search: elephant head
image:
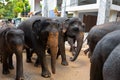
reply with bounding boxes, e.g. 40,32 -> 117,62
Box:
2,27 -> 24,80
6,28 -> 24,52
32,18 -> 59,74
66,17 -> 85,61
53,17 -> 69,34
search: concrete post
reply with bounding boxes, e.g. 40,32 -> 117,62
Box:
61,0 -> 66,17
97,0 -> 112,25
42,0 -> 48,17
30,0 -> 35,12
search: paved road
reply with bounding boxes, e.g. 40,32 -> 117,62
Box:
0,42 -> 90,80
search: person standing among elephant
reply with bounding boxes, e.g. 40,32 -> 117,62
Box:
18,16 -> 59,78
90,30 -> 120,80
0,27 -> 24,80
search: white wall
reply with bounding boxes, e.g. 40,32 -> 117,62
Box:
30,0 -> 41,12
30,0 -> 35,12
35,0 -> 41,11
48,0 -> 57,10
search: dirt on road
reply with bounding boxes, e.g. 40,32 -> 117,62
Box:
0,42 -> 90,80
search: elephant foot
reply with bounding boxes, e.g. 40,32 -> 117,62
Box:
26,59 -> 32,63
61,61 -> 68,66
9,65 -> 14,69
15,77 -> 24,80
41,70 -> 51,78
3,70 -> 10,75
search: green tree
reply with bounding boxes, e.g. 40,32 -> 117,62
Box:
0,0 -> 30,19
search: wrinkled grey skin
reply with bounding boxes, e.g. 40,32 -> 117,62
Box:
87,21 -> 120,57
90,30 -> 120,80
0,27 -> 24,80
103,43 -> 120,80
18,16 -> 59,78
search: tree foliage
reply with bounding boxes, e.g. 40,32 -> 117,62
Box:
0,0 -> 30,19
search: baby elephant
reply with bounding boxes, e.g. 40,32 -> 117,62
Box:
0,27 -> 24,80
103,43 -> 120,80
90,30 -> 120,80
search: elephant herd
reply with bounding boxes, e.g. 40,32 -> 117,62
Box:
0,16 -> 85,80
1,15 -> 120,80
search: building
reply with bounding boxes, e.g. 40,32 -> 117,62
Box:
65,0 -> 120,31
29,0 -> 120,32
29,0 -> 42,15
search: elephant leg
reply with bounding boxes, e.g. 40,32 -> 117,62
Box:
59,42 -> 68,66
38,49 -> 51,78
67,37 -> 76,56
2,54 -> 10,74
26,48 -> 32,63
88,41 -> 97,58
15,50 -> 24,80
58,33 -> 68,66
90,60 -> 103,80
34,55 -> 41,67
8,53 -> 14,69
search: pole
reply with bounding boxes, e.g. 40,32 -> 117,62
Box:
97,0 -> 112,25
42,0 -> 48,17
61,0 -> 67,17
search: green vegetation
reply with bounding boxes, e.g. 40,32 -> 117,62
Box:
0,0 -> 30,19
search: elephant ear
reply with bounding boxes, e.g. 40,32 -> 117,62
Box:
32,19 -> 41,34
3,28 -> 12,46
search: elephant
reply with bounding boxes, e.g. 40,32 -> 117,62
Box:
66,17 -> 85,61
103,43 -> 120,80
86,21 -> 120,57
18,16 -> 59,78
53,17 -> 84,66
90,30 -> 120,80
0,27 -> 24,80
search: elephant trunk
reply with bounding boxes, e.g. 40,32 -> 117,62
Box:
70,32 -> 84,61
15,45 -> 24,80
47,32 -> 58,74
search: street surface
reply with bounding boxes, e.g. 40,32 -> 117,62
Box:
0,41 -> 90,80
